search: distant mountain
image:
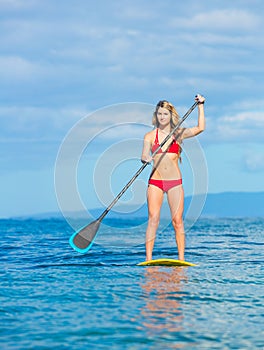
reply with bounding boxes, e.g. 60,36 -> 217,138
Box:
200,192 -> 264,217
9,192 -> 264,220
89,191 -> 264,219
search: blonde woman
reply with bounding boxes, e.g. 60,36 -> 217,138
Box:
141,94 -> 205,261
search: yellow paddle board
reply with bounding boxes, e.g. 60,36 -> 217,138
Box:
137,258 -> 197,267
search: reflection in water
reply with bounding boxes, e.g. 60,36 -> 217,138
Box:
140,267 -> 188,347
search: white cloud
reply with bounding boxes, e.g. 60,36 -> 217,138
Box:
0,56 -> 38,79
171,9 -> 260,31
0,1 -> 263,110
222,111 -> 264,126
205,107 -> 264,142
0,106 -> 86,141
1,1 -> 264,185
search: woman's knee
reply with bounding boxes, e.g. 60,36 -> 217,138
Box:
148,213 -> 160,227
172,215 -> 183,230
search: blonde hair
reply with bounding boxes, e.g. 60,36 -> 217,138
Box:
152,100 -> 180,130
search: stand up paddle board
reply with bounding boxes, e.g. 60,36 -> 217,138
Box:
137,258 -> 196,267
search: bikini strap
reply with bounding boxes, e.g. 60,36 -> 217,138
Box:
154,128 -> 159,144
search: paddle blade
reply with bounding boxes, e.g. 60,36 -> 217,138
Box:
69,219 -> 101,253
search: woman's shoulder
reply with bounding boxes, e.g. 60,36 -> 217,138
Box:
144,128 -> 156,141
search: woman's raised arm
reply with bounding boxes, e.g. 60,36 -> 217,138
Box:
181,94 -> 205,139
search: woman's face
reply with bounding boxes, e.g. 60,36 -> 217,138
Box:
156,107 -> 171,127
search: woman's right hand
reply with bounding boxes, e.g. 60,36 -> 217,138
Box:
141,155 -> 153,164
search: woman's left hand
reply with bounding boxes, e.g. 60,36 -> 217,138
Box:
195,94 -> 205,104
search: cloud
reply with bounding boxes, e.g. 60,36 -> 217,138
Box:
0,106 -> 86,142
0,103 -> 154,174
0,3 -> 263,149
1,1 -> 263,112
243,151 -> 264,172
205,106 -> 264,143
171,9 -> 260,31
0,104 -> 82,173
222,111 -> 264,126
0,0 -> 36,10
220,109 -> 264,138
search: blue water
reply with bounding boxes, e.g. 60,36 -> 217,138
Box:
1,217 -> 263,349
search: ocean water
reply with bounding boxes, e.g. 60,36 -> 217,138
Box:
1,217 -> 263,349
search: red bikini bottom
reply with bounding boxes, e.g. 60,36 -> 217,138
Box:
148,178 -> 182,192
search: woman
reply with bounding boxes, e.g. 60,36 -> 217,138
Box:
141,94 -> 205,261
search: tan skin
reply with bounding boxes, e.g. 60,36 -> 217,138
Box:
141,94 -> 205,261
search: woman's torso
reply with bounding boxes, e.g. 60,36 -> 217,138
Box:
150,128 -> 182,180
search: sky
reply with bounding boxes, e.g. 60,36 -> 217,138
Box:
1,0 -> 264,218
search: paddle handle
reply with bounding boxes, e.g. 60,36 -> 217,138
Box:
97,101 -> 198,222
97,162 -> 148,221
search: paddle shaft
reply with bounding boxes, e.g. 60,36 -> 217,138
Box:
97,101 -> 198,222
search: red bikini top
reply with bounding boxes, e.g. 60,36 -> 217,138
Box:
151,129 -> 180,155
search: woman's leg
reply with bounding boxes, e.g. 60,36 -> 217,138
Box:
145,185 -> 164,261
167,185 -> 185,261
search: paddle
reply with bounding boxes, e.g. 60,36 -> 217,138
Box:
69,101 -> 199,253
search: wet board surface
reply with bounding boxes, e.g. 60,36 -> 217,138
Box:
137,258 -> 197,267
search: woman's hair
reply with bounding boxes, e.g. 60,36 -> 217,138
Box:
152,100 -> 180,130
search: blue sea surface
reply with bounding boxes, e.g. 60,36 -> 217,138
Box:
1,217 -> 263,349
